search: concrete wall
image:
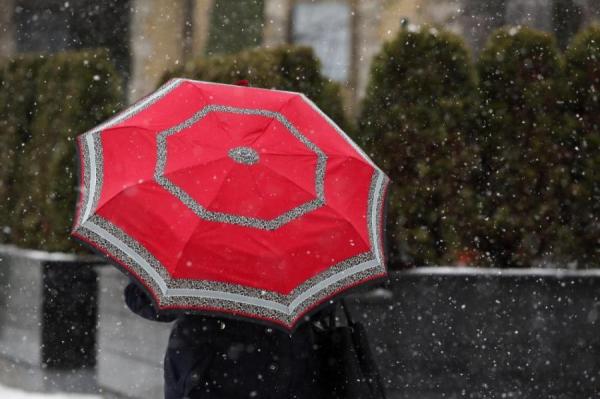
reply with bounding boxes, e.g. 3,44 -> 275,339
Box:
0,246 -> 170,398
94,267 -> 600,399
0,0 -> 15,57
96,267 -> 171,399
2,245 -> 600,398
0,246 -> 97,393
349,268 -> 600,399
0,247 -> 43,375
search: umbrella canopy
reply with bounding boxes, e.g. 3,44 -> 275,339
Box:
71,79 -> 390,330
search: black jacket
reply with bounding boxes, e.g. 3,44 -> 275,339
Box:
124,282 -> 331,399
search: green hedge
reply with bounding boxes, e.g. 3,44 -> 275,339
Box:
563,25 -> 600,267
2,50 -> 123,252
2,27 -> 598,266
205,0 -> 265,56
163,45 -> 350,132
359,26 -> 479,267
475,27 -> 571,268
359,24 -> 600,268
0,55 -> 45,243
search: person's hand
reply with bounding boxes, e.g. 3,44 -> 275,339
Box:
124,281 -> 177,322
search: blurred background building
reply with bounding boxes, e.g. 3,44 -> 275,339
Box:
0,0 -> 599,106
1,2 -> 600,398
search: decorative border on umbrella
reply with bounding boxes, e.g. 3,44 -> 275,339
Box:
72,78 -> 391,328
73,169 -> 388,327
154,105 -> 327,230
75,79 -> 184,227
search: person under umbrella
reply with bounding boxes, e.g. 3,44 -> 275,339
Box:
71,78 -> 389,398
125,280 -> 335,398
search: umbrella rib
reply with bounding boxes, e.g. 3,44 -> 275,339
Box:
249,165 -> 267,206
89,180 -> 157,219
200,163 -> 238,213
268,94 -> 376,168
161,155 -> 233,180
254,162 -> 317,201
93,124 -> 157,135
247,95 -> 299,147
189,84 -> 249,144
172,163 -> 237,275
238,162 -> 371,250
172,214 -> 215,277
96,156 -> 235,216
210,107 -> 237,143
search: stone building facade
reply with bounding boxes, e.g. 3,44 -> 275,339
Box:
0,0 -> 598,106
127,0 -> 213,101
263,0 -> 600,105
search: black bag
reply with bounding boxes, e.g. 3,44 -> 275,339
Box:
313,300 -> 387,399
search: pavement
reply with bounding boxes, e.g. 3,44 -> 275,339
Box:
0,384 -> 101,399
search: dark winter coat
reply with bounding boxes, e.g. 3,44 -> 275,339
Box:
124,282 -> 331,399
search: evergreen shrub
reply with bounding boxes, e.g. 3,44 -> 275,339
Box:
359,26 -> 479,267
163,45 -> 350,131
0,54 -> 45,242
476,27 -> 570,267
205,0 -> 265,56
563,25 -> 600,267
8,50 -> 122,252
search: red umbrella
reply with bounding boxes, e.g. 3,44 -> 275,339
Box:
71,79 -> 390,330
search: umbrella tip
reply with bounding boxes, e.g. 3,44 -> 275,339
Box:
234,79 -> 250,87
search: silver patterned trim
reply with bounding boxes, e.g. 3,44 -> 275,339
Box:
74,214 -> 382,326
73,168 -> 388,326
228,146 -> 260,165
370,171 -> 387,265
77,79 -> 183,226
154,105 -> 327,230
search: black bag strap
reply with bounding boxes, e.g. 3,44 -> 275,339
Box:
340,298 -> 355,326
313,299 -> 356,330
341,298 -> 387,399
329,304 -> 337,328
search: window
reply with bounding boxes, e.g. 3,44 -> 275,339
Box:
14,0 -> 131,79
291,1 -> 351,82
